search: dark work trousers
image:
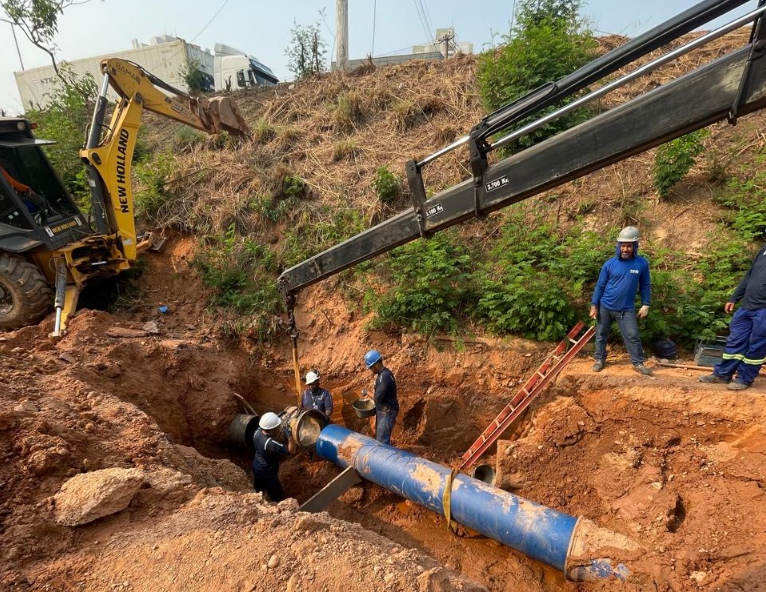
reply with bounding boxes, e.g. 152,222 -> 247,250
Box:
252,472 -> 286,502
594,306 -> 645,365
713,307 -> 766,385
375,410 -> 398,445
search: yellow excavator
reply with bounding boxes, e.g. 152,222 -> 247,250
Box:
0,58 -> 250,336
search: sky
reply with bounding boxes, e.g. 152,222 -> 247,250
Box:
0,0 -> 758,115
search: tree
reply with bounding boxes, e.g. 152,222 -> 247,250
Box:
26,64 -> 98,206
477,0 -> 597,150
285,20 -> 327,79
180,59 -> 209,94
0,0 -> 93,79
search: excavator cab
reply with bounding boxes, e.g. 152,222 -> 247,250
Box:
0,118 -> 87,251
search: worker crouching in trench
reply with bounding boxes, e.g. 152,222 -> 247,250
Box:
251,412 -> 296,502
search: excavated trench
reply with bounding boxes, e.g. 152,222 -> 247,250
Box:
120,353 -> 764,592
47,309 -> 761,592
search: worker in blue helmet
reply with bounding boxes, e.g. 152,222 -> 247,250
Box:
363,350 -> 398,445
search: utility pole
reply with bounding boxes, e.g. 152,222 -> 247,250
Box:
335,0 -> 348,72
439,30 -> 455,60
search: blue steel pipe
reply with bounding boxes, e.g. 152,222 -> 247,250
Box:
315,425 -> 633,582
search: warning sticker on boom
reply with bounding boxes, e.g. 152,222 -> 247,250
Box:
424,204 -> 443,217
485,176 -> 509,193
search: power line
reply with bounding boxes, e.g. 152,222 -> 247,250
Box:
421,0 -> 436,40
412,0 -> 433,45
190,0 -> 232,43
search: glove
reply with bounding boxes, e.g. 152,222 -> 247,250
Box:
638,305 -> 650,319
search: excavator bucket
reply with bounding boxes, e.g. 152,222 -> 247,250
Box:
207,97 -> 251,139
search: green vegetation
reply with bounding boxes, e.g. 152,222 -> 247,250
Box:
653,129 -> 709,198
333,92 -> 363,132
252,119 -> 277,143
191,227 -> 283,342
372,166 -> 401,203
713,147 -> 766,240
285,20 -> 328,79
282,206 -> 366,267
180,59 -> 209,94
134,151 -> 177,223
477,0 -> 597,150
364,231 -> 474,335
472,210 -> 612,340
27,66 -> 97,208
333,139 -> 359,161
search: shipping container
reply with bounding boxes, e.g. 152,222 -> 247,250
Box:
14,37 -> 214,110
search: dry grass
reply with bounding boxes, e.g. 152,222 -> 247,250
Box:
138,28 -> 758,250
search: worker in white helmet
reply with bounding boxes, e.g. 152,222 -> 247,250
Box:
590,226 -> 653,376
300,370 -> 333,420
251,412 -> 296,502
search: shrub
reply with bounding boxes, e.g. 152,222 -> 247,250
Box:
713,152 -> 766,240
173,125 -> 204,151
372,166 -> 400,203
653,129 -> 709,198
134,151 -> 178,222
249,195 -> 298,223
252,118 -> 277,143
27,65 -> 98,208
190,227 -> 283,341
366,232 -> 474,335
477,0 -> 597,150
333,91 -> 363,132
474,263 -> 578,341
333,139 -> 359,161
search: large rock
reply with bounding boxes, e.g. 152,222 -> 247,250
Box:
53,468 -> 144,526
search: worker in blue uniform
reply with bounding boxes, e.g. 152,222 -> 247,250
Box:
699,243 -> 766,391
363,350 -> 398,445
251,412 -> 296,502
300,370 -> 333,421
590,226 -> 653,376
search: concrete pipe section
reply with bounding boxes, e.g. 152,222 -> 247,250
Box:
314,425 -> 638,582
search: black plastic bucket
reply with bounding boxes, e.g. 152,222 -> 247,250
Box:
654,338 -> 678,360
228,414 -> 259,449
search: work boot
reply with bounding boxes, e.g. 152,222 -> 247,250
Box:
633,363 -> 653,376
698,374 -> 730,384
592,360 -> 605,372
726,380 -> 750,391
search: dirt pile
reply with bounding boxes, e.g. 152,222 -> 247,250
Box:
0,311 -> 484,591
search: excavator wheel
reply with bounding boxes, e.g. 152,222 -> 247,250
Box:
0,253 -> 52,331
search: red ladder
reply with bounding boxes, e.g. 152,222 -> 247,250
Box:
459,321 -> 595,470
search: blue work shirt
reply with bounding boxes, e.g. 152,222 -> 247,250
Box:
374,367 -> 399,414
591,243 -> 651,311
251,428 -> 289,477
300,387 -> 333,418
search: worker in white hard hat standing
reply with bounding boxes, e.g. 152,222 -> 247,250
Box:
300,370 -> 333,421
251,412 -> 296,502
590,226 -> 653,376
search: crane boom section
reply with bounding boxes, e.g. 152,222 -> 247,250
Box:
279,29 -> 766,294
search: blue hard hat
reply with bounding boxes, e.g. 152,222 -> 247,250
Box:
364,350 -> 382,368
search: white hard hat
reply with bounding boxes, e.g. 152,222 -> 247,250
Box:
617,226 -> 640,242
258,412 -> 281,430
305,371 -> 319,385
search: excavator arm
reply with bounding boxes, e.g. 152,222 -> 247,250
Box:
43,59 -> 251,337
278,0 -> 766,297
81,58 -> 251,259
